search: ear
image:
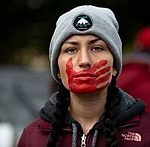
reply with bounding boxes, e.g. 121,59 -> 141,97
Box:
112,68 -> 117,76
57,73 -> 61,79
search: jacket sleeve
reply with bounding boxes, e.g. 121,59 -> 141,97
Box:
17,129 -> 27,147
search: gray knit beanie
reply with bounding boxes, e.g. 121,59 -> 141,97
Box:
49,5 -> 122,83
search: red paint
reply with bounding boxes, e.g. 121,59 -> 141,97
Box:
66,58 -> 111,93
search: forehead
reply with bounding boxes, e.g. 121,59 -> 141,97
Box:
62,34 -> 109,49
64,34 -> 99,42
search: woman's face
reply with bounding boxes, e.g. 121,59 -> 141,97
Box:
58,35 -> 114,94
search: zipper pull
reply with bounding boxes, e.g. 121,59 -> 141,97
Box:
81,133 -> 86,147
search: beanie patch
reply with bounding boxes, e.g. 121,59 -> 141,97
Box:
73,14 -> 93,31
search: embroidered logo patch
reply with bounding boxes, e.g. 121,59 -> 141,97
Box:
73,14 -> 92,31
121,132 -> 142,142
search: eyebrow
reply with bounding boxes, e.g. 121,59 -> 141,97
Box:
64,38 -> 101,45
89,38 -> 100,44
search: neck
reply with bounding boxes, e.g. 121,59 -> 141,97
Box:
69,89 -> 107,134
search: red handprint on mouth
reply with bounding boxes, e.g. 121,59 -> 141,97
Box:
66,58 -> 112,93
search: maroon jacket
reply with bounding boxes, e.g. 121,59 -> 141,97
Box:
17,89 -> 150,147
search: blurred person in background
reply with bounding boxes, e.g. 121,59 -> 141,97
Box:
0,122 -> 15,147
117,26 -> 150,112
17,5 -> 150,147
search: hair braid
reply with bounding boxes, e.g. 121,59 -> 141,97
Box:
102,77 -> 120,147
47,84 -> 70,147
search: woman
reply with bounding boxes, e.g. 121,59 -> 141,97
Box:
17,5 -> 150,147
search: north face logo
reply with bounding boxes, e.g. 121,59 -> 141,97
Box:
121,132 -> 142,142
73,14 -> 92,31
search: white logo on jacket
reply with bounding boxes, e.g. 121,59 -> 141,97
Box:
121,131 -> 142,142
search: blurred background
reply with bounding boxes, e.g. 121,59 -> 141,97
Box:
0,0 -> 149,146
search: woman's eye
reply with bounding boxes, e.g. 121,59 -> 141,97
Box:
91,46 -> 103,51
64,48 -> 77,54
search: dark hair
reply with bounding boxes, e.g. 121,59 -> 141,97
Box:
46,83 -> 70,147
102,77 -> 120,147
47,77 -> 120,147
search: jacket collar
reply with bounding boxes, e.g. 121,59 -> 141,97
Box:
38,114 -> 141,132
39,88 -> 145,131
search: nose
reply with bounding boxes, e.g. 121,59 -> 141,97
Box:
78,49 -> 92,69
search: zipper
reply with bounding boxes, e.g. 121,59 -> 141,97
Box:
81,133 -> 87,147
